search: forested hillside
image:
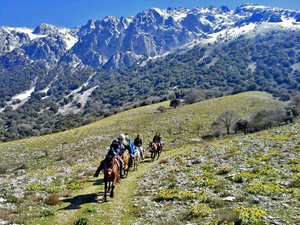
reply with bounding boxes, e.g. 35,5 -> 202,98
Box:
0,4 -> 300,142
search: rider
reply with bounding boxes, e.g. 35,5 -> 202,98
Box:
93,134 -> 125,178
153,132 -> 162,151
134,133 -> 144,160
124,135 -> 135,166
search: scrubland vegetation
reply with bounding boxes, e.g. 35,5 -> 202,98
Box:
0,91 -> 299,224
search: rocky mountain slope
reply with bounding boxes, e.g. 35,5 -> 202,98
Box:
1,4 -> 299,70
0,4 -> 300,142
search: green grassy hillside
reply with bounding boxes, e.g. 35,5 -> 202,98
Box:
0,91 -> 284,171
0,91 -> 289,224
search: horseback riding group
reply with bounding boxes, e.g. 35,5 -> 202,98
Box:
93,132 -> 163,201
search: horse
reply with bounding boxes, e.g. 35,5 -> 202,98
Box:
119,150 -> 129,178
133,147 -> 141,171
149,142 -> 162,162
103,154 -> 120,202
138,146 -> 145,161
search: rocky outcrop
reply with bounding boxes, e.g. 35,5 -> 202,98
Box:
0,4 -> 299,70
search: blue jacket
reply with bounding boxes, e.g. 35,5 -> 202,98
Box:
127,140 -> 135,154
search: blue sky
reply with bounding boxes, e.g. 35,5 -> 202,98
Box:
0,0 -> 299,29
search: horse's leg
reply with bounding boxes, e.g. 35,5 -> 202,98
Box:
136,152 -> 140,170
157,149 -> 161,160
126,162 -> 129,177
108,180 -> 111,192
110,180 -> 115,198
103,180 -> 107,202
133,155 -> 136,171
152,151 -> 156,162
141,148 -> 144,160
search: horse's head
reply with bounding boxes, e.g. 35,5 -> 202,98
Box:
104,154 -> 115,177
104,168 -> 113,177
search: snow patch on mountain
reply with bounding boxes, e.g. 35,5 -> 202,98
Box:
64,33 -> 78,50
58,86 -> 98,114
279,17 -> 300,29
5,27 -> 47,41
0,86 -> 36,112
12,86 -> 35,101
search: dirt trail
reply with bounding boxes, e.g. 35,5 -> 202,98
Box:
50,147 -> 186,225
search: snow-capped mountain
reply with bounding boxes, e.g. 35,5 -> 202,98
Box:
0,3 -> 300,141
0,4 -> 299,69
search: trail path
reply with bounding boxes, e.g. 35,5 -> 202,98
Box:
46,146 -> 189,224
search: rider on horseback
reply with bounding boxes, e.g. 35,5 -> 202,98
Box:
134,133 -> 144,160
124,135 -> 135,166
153,132 -> 162,151
94,134 -> 125,178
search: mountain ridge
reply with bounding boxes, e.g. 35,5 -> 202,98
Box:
1,4 -> 299,69
0,4 -> 300,141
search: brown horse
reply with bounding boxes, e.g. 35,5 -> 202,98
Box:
119,150 -> 129,178
103,154 -> 120,202
149,142 -> 162,162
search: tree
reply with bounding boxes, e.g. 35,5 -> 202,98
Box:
157,106 -> 167,113
234,119 -> 249,135
211,121 -> 223,137
249,110 -> 271,131
184,91 -> 204,104
170,99 -> 181,109
216,110 -> 240,134
267,107 -> 286,126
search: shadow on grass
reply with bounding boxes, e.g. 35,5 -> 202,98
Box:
61,179 -> 107,210
92,178 -> 104,186
61,193 -> 99,210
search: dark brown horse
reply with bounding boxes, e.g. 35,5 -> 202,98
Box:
119,150 -> 129,178
149,142 -> 162,162
103,154 -> 120,202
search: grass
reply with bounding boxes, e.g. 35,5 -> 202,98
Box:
0,91 -> 289,224
0,91 -> 283,167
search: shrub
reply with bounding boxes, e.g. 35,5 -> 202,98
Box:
235,119 -> 249,134
0,163 -> 9,174
45,193 -> 60,205
83,207 -> 97,214
216,167 -> 232,175
216,208 -> 240,224
73,217 -> 89,225
184,91 -> 204,104
40,210 -> 55,217
157,106 -> 167,113
170,99 -> 181,108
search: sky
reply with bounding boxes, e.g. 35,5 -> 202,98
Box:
0,0 -> 299,29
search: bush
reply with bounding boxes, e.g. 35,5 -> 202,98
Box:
45,193 -> 60,205
184,91 -> 204,104
40,210 -> 55,217
235,119 -> 249,134
170,99 -> 181,108
73,217 -> 89,225
157,106 -> 167,113
83,207 -> 97,214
